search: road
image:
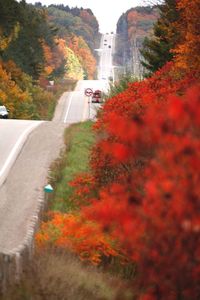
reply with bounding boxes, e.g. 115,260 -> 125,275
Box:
0,33 -> 115,254
0,120 -> 43,187
54,80 -> 109,124
98,33 -> 115,81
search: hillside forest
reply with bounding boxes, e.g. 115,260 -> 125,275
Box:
115,6 -> 159,76
0,0 -> 99,119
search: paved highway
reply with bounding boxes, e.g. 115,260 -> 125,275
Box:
0,33 -> 115,254
0,120 -> 43,187
98,33 -> 115,81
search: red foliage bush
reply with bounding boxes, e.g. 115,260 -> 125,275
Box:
36,212 -> 120,265
81,63 -> 200,298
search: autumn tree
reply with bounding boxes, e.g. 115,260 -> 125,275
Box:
64,47 -> 84,80
2,0 -> 56,79
172,0 -> 200,75
0,62 -> 32,118
69,57 -> 197,296
36,212 -> 120,265
1,60 -> 56,120
68,35 -> 96,79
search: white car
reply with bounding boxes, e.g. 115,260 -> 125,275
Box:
0,106 -> 9,119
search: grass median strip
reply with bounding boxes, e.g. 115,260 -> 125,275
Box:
49,120 -> 94,212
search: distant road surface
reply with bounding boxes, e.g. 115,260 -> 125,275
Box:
0,33 -> 115,254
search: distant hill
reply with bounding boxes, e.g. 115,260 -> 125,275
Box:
115,6 -> 159,77
47,4 -> 100,54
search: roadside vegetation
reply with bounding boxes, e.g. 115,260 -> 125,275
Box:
49,121 -> 95,212
0,120 -> 133,300
2,249 -> 132,300
36,0 -> 200,299
104,74 -> 137,100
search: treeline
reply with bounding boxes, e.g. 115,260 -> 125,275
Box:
0,0 -> 99,119
47,4 -> 99,80
115,6 -> 158,75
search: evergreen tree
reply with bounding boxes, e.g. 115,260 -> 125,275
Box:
140,0 -> 179,74
0,0 -> 20,35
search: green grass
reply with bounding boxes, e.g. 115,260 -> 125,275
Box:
49,120 -> 95,212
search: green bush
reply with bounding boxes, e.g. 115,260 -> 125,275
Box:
104,74 -> 137,100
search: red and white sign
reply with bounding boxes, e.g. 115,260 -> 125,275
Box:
84,88 -> 93,97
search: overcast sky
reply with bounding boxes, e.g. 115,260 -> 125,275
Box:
24,0 -> 146,33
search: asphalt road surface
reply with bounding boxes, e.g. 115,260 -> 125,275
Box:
0,120 -> 43,187
0,33 -> 114,254
98,33 -> 115,80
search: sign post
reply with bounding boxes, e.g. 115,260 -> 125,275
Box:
44,184 -> 54,205
84,88 -> 93,119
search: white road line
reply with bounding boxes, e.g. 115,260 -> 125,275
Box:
82,96 -> 89,121
64,92 -> 73,123
0,122 -> 42,185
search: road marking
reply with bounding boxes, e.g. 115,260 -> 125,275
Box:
64,92 -> 73,123
82,96 -> 89,121
0,122 -> 42,185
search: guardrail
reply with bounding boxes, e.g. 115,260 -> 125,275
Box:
0,192 -> 46,294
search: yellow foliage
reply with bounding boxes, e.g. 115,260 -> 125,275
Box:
0,62 -> 31,118
0,23 -> 20,51
64,47 -> 84,80
69,35 -> 96,79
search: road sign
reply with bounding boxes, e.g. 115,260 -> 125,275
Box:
85,88 -> 93,97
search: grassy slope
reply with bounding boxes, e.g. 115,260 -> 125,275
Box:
49,120 -> 95,212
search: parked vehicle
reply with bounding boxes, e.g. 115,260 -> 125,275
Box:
91,90 -> 102,103
108,45 -> 111,48
0,106 -> 9,119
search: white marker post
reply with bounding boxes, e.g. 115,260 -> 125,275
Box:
44,184 -> 54,206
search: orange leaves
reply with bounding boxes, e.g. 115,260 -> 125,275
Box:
69,173 -> 95,206
173,0 -> 200,74
41,38 -> 67,78
68,35 -> 96,79
41,41 -> 54,76
127,8 -> 158,41
36,212 -> 119,265
0,62 -> 30,118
